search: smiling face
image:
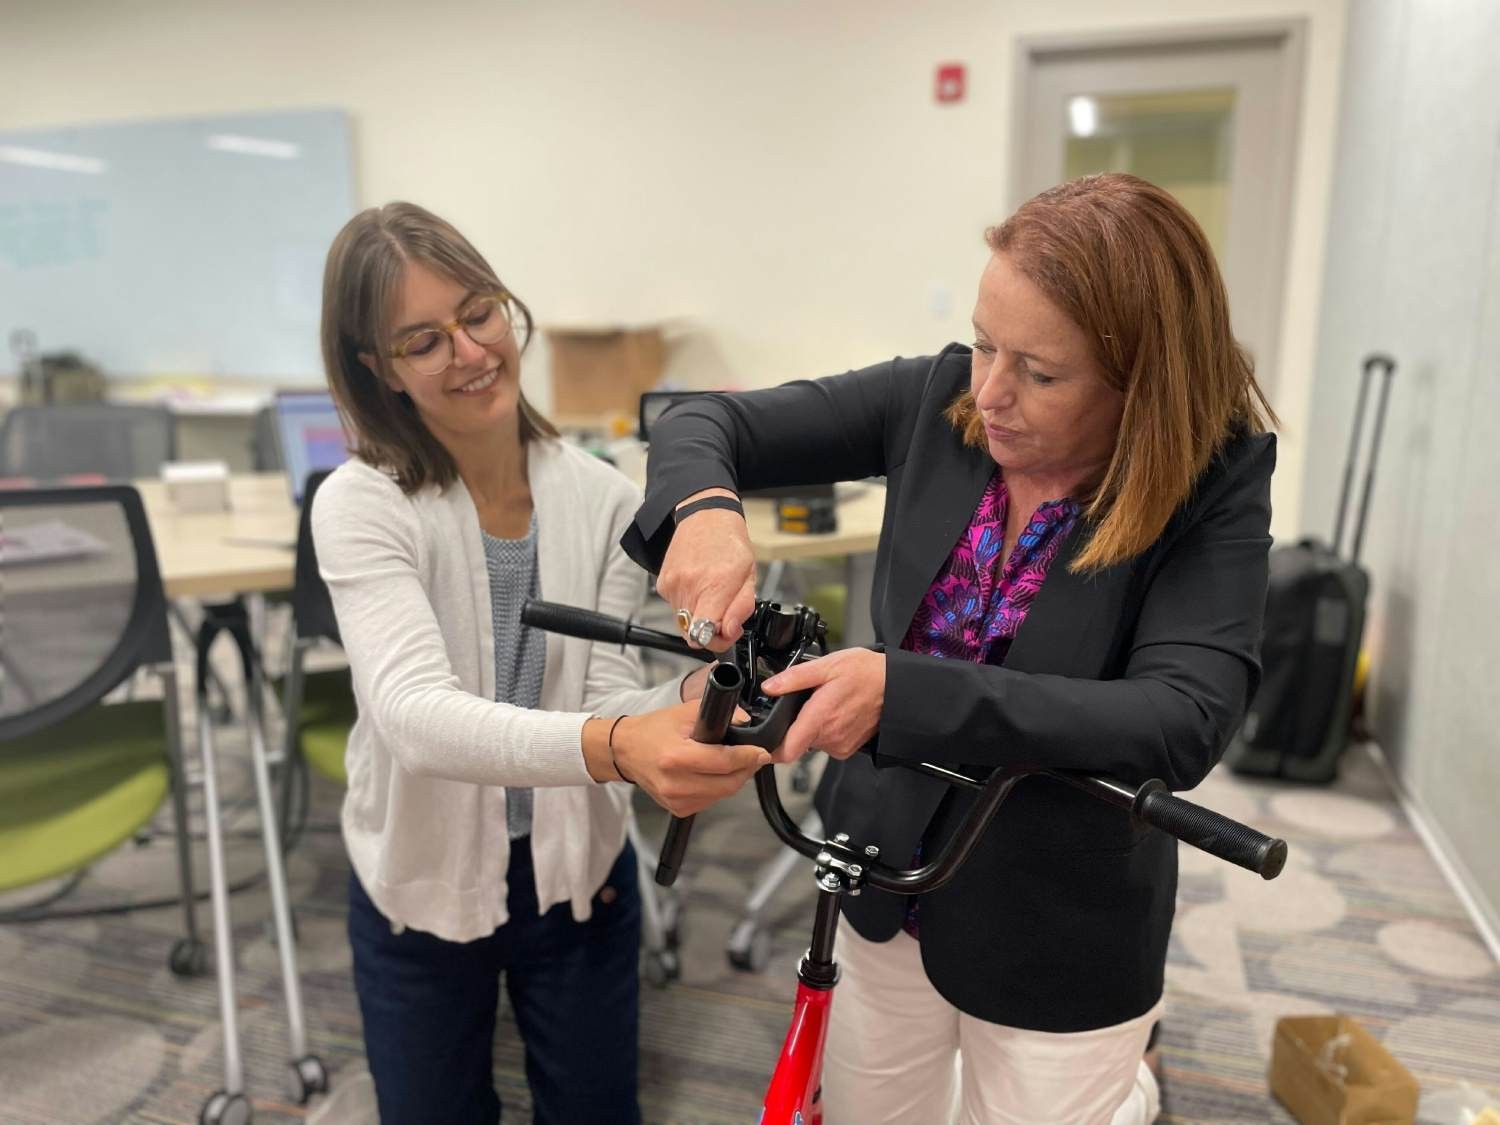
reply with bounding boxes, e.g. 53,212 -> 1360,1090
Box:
969,251 -> 1125,495
364,260 -> 523,451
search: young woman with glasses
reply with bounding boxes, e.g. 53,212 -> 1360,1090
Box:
313,202 -> 768,1124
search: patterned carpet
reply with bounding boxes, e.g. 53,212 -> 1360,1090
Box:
1,664 -> 1497,1123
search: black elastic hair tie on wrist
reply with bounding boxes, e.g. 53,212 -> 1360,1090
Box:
607,715 -> 635,785
673,495 -> 744,525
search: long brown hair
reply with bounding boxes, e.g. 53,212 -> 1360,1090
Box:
320,201 -> 558,494
947,173 -> 1276,572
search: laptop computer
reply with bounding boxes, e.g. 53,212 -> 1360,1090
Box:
273,390 -> 351,506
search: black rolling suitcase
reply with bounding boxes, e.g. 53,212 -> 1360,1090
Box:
1226,354 -> 1396,783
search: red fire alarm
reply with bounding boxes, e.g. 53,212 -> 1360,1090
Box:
935,63 -> 965,104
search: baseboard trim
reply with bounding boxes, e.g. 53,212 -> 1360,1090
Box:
1363,742 -> 1500,965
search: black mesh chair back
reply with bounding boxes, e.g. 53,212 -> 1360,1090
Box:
251,403 -> 284,473
291,469 -> 340,644
0,484 -> 173,738
0,403 -> 177,482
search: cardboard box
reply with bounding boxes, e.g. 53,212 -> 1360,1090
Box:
545,325 -> 665,419
1270,1016 -> 1419,1125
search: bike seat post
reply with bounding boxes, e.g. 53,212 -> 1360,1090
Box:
800,833 -> 868,989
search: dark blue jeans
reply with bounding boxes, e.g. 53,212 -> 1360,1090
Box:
348,840 -> 641,1125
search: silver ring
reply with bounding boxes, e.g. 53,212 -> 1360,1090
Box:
687,617 -> 717,646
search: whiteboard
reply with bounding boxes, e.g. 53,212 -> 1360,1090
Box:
0,109 -> 354,381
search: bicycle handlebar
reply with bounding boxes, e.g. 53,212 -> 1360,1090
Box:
518,599 -> 716,664
519,599 -> 1289,889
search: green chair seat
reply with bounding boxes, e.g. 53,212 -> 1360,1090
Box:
807,581 -> 848,646
0,701 -> 170,891
292,668 -> 354,786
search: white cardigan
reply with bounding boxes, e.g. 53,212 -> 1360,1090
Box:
313,438 -> 680,942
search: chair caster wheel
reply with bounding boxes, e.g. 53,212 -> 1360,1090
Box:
199,1090 -> 252,1125
170,937 -> 209,978
663,914 -> 684,952
727,925 -> 772,973
644,949 -> 680,988
287,1054 -> 329,1104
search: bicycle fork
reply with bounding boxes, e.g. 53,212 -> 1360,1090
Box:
760,833 -> 870,1125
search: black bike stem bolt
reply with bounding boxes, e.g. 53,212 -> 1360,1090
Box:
864,845 -> 880,857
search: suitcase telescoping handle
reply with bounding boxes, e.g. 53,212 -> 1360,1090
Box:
1332,353 -> 1396,564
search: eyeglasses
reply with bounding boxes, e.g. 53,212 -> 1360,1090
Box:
389,293 -> 515,376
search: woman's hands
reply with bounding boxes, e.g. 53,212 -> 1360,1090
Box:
583,702 -> 768,818
657,489 -> 757,650
761,648 -> 886,764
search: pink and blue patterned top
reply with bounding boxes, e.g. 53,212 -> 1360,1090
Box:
901,469 -> 1080,667
898,469 -> 1079,938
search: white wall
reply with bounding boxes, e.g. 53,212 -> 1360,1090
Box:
1302,0 -> 1500,935
0,0 -> 1346,533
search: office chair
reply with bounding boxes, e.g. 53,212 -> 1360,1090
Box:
275,469 -> 356,846
251,403 -> 284,473
0,483 -> 328,1121
0,483 -> 203,966
0,402 -> 176,481
0,401 -> 247,719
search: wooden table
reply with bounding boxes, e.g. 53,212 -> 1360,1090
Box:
136,474 -> 299,599
138,472 -> 886,600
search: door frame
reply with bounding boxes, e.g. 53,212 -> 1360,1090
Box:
1009,19 -> 1308,396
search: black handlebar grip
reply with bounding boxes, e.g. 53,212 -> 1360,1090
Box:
521,600 -> 631,646
1135,781 -> 1287,880
656,663 -> 744,887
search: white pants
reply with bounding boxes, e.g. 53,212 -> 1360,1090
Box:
820,927 -> 1163,1125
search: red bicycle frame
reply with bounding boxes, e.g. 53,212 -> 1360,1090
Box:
761,979 -> 833,1123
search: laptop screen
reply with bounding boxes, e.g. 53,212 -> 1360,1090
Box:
273,391 -> 350,505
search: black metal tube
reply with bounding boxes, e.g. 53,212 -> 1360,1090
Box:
863,771 -> 1024,895
691,663 -> 742,741
655,663 -> 744,887
1332,358 -> 1374,555
895,760 -> 987,791
752,764 -> 825,862
810,888 -> 846,972
1351,355 -> 1396,565
520,599 -> 715,663
1044,770 -> 1137,809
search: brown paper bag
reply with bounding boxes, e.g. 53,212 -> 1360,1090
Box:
1270,1015 -> 1419,1125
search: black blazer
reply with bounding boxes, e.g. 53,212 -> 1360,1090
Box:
623,345 -> 1275,1032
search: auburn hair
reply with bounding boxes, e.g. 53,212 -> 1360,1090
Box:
946,173 -> 1276,572
320,201 -> 557,494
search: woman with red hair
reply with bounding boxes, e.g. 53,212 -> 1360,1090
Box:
626,173 -> 1277,1123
